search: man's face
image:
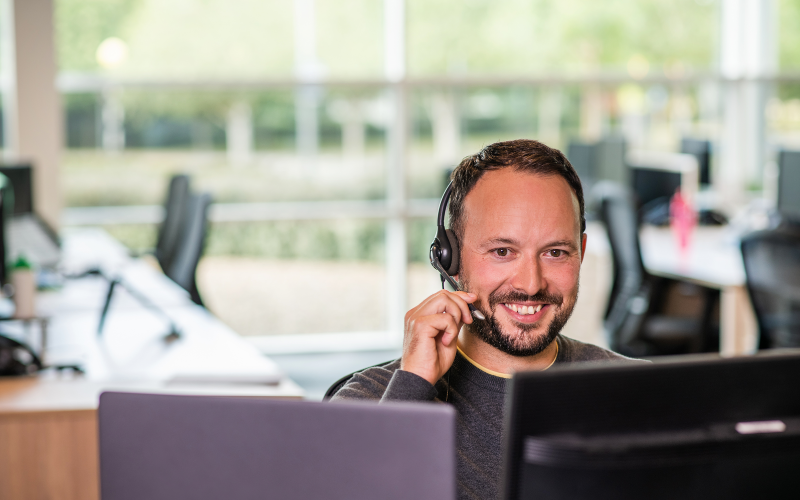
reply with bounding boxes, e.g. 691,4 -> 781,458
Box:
458,169 -> 586,357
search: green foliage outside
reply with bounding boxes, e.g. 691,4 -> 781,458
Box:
407,0 -> 717,75
105,218 -> 439,263
56,0 -> 723,80
107,219 -> 389,262
779,0 -> 800,71
56,0 -> 142,72
54,0 -> 800,264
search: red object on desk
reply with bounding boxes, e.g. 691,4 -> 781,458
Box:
669,188 -> 697,261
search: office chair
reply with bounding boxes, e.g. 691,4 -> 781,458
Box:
596,182 -> 712,357
162,192 -> 212,307
741,227 -> 800,349
154,174 -> 191,273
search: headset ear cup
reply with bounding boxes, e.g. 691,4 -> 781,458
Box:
445,229 -> 459,275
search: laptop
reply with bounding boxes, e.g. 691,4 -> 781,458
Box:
99,392 -> 456,500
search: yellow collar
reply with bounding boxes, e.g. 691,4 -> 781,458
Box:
456,341 -> 559,378
457,346 -> 513,378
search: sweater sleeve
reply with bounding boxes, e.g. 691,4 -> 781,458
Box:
380,369 -> 438,402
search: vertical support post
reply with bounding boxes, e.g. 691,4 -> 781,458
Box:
430,90 -> 460,167
101,87 -> 125,153
226,101 -> 254,167
538,87 -> 562,148
718,0 -> 776,210
295,85 -> 320,165
341,99 -> 366,161
384,0 -> 407,341
1,0 -> 62,230
293,0 -> 321,166
579,85 -> 605,142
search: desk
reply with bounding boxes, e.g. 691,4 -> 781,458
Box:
0,228 -> 303,500
638,225 -> 758,356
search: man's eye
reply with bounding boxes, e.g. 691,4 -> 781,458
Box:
495,248 -> 509,257
549,249 -> 566,257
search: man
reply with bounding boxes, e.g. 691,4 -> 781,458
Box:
329,139 -> 640,500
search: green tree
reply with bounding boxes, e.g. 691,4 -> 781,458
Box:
56,0 -> 142,71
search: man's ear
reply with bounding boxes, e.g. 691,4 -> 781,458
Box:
580,233 -> 587,263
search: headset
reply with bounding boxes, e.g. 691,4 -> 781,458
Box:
429,181 -> 485,320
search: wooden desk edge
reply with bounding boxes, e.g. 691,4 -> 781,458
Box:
0,407 -> 96,419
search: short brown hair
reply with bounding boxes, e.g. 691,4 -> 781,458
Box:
449,139 -> 585,245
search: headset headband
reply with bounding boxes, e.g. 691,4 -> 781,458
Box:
437,181 -> 453,228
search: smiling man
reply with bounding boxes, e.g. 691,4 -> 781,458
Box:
329,139 -> 639,500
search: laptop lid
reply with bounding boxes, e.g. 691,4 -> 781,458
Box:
99,392 -> 456,500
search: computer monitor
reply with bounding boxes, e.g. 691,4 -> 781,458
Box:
568,137 -> 627,219
567,137 -> 628,190
631,167 -> 682,209
680,138 -> 712,186
0,164 -> 33,214
0,174 -> 11,284
501,353 -> 800,500
0,163 -> 60,268
596,136 -> 627,185
777,150 -> 800,223
627,151 -> 699,225
567,141 -> 597,188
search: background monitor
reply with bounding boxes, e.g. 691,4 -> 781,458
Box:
502,353 -> 800,500
567,137 -> 627,219
567,141 -> 597,188
630,167 -> 682,210
595,136 -> 627,185
626,151 -> 699,225
0,163 -> 60,268
0,164 -> 33,215
778,150 -> 800,222
0,174 -> 10,284
567,137 -> 628,190
680,138 -> 712,186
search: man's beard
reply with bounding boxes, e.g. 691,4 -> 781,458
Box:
462,282 -> 578,357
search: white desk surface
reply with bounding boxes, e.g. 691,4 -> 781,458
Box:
639,225 -> 745,289
0,228 -> 303,414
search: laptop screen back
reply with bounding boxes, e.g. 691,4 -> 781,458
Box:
99,392 -> 456,500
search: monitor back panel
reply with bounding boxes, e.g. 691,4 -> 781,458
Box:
99,392 -> 456,500
502,354 -> 800,500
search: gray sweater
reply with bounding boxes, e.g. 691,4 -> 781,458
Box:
330,334 -> 641,500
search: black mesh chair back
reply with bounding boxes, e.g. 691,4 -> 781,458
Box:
741,227 -> 800,349
595,182 -> 651,352
163,192 -> 212,306
155,175 -> 191,274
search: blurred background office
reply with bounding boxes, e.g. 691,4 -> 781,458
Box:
3,0 -> 800,396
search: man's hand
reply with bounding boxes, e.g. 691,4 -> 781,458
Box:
401,290 -> 477,386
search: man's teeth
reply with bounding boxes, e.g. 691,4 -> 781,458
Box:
505,304 -> 543,315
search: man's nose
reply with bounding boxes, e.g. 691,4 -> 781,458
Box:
509,254 -> 545,295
